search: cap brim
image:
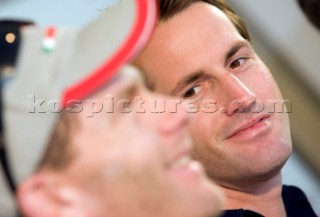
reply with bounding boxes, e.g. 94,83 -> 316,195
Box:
62,0 -> 158,106
3,0 -> 157,185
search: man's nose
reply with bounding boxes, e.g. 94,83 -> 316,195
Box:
222,74 -> 257,116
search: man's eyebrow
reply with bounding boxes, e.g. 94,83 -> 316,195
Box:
170,70 -> 205,95
170,41 -> 250,96
225,41 -> 250,63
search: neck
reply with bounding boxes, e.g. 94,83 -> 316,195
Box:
220,173 -> 286,217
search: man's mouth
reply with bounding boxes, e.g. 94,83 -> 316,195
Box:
167,153 -> 204,182
166,133 -> 193,168
226,114 -> 271,141
168,155 -> 193,169
165,136 -> 204,179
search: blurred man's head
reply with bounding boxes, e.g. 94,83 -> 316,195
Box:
17,67 -> 224,217
135,0 -> 292,189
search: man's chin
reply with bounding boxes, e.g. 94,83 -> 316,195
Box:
183,183 -> 225,217
170,171 -> 225,216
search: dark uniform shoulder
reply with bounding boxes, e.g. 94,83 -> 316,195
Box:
282,185 -> 318,217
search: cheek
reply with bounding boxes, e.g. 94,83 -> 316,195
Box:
245,64 -> 283,101
189,112 -> 224,161
273,112 -> 292,145
191,113 -> 214,142
191,109 -> 227,139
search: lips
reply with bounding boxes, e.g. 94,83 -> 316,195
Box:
165,135 -> 204,178
226,114 -> 271,140
166,135 -> 193,169
167,153 -> 204,182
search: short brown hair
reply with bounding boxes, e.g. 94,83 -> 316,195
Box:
37,112 -> 78,171
134,0 -> 252,90
158,0 -> 251,42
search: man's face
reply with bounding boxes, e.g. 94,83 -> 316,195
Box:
60,67 -> 223,217
135,3 -> 292,188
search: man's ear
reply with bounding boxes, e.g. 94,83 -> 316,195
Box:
17,172 -> 86,217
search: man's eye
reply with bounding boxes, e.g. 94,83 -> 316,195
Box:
230,58 -> 246,69
183,85 -> 201,98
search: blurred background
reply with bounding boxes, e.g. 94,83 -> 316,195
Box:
0,0 -> 319,216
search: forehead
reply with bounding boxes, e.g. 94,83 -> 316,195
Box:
157,2 -> 235,45
137,2 -> 242,91
158,3 -> 237,60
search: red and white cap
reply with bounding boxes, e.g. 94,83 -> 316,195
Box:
2,0 -> 157,186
